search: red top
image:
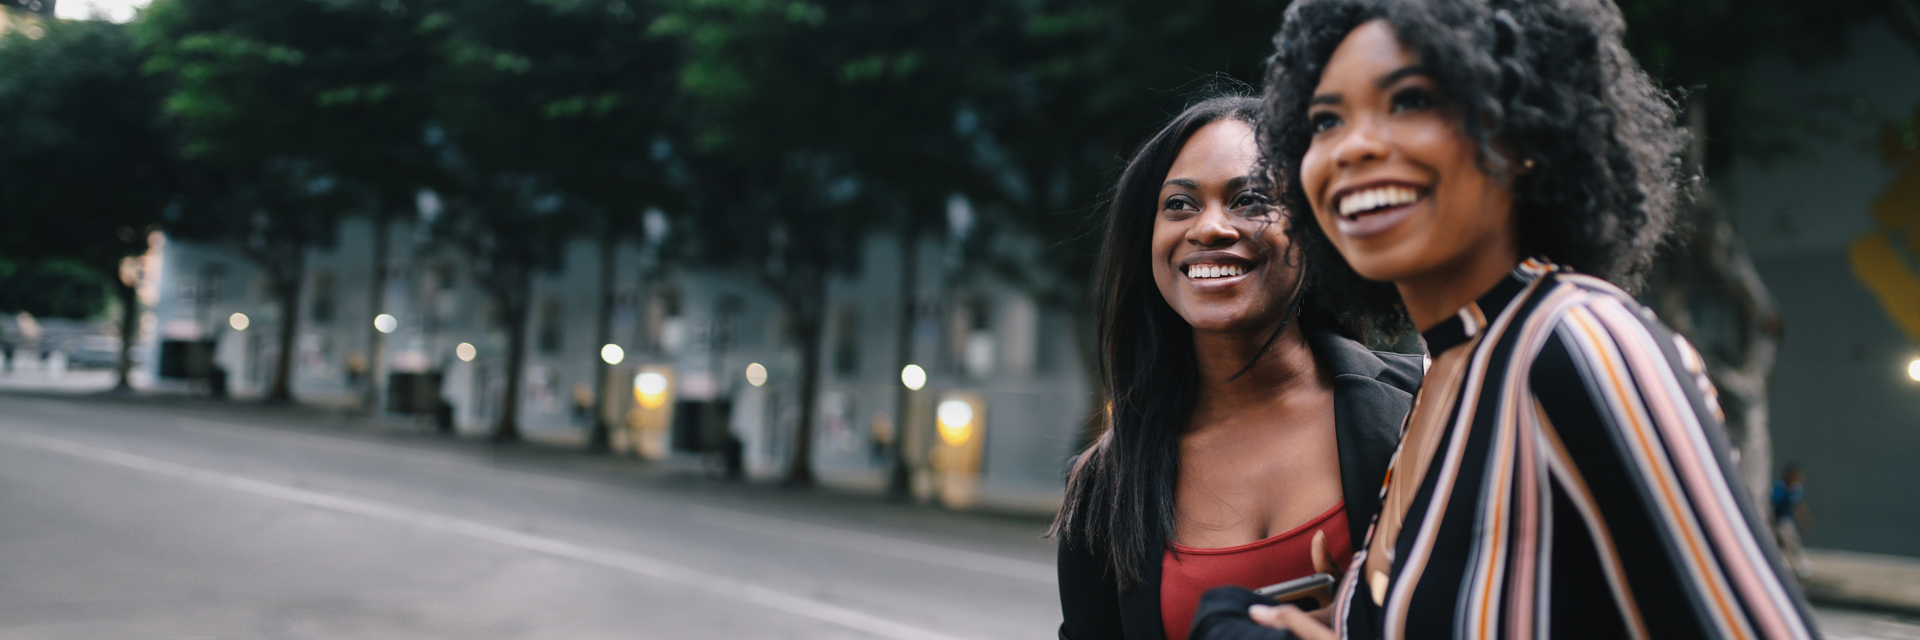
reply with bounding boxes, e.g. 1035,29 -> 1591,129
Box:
1159,502 -> 1351,640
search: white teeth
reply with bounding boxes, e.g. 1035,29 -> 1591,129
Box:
1337,186 -> 1419,217
1187,264 -> 1247,279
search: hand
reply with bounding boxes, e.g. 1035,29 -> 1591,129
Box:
1249,604 -> 1336,640
1291,529 -> 1339,609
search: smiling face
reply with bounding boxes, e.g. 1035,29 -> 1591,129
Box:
1150,118 -> 1298,334
1299,20 -> 1518,288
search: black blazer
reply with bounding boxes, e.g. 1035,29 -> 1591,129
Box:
1057,330 -> 1421,640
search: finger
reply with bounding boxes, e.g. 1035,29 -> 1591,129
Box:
1274,605 -> 1339,640
1248,604 -> 1289,630
1312,529 -> 1335,576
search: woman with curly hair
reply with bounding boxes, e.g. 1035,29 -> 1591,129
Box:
1189,1 -> 1818,639
1054,95 -> 1422,640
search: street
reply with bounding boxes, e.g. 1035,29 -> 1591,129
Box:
0,392 -> 1915,639
0,394 -> 1058,639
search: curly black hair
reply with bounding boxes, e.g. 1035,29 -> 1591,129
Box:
1261,0 -> 1690,331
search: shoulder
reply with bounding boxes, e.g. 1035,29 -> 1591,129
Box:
1521,271 -> 1723,422
1309,328 -> 1423,395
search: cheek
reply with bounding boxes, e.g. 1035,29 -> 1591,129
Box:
1300,147 -> 1330,212
1149,222 -> 1180,282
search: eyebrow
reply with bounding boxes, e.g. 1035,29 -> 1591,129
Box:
1161,175 -> 1255,191
1308,64 -> 1431,106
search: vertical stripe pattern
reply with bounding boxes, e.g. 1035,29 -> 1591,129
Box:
1338,260 -> 1817,640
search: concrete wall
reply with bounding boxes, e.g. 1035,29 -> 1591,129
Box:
1722,24 -> 1920,556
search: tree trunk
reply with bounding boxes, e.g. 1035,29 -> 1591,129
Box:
492,271 -> 530,443
1648,198 -> 1781,505
588,231 -> 617,453
363,209 -> 389,413
265,257 -> 305,405
887,224 -> 920,500
110,262 -> 138,394
1646,103 -> 1782,504
783,272 -> 825,487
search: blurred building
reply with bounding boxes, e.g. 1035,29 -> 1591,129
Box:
146,219 -> 1087,510
1721,23 -> 1920,557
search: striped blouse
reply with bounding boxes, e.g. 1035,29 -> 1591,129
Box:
1336,259 -> 1817,640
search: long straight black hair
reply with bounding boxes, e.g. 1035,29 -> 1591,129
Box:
1051,95 -> 1360,586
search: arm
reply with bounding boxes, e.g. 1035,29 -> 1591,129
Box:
1057,536 -> 1125,640
1527,299 -> 1814,639
1188,587 -> 1298,640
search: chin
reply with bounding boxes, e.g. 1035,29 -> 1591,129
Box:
1334,240 -> 1427,284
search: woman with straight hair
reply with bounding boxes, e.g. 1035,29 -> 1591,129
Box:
1054,95 -> 1421,640
1192,1 -> 1818,638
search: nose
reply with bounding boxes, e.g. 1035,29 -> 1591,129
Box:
1187,200 -> 1242,248
1332,115 -> 1389,170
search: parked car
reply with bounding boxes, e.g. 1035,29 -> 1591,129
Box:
62,336 -> 124,369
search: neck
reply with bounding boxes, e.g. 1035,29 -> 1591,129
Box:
1398,247 -> 1523,332
1189,319 -> 1319,416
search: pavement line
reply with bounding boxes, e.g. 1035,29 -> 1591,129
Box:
174,418 -> 597,495
691,507 -> 1055,583
0,429 -> 973,640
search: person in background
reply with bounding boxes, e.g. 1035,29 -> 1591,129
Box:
1191,0 -> 1818,638
1053,94 -> 1420,640
1773,464 -> 1814,580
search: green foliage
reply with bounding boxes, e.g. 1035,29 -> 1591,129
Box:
0,257 -> 112,319
1617,0 -> 1889,171
0,18 -> 170,287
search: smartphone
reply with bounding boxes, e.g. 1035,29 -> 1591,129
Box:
1253,573 -> 1335,611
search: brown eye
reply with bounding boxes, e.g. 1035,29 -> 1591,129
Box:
1390,87 -> 1436,112
1310,111 -> 1341,134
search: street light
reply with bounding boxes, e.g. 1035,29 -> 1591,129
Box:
634,371 -> 669,409
745,362 -> 768,387
1907,358 -> 1920,382
456,342 -> 477,362
601,344 -> 625,365
901,364 -> 927,390
937,399 -> 974,447
228,313 -> 249,331
374,313 -> 397,334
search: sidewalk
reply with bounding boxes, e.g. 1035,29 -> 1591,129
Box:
1805,549 -> 1920,617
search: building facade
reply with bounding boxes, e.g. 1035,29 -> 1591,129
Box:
146,218 -> 1089,510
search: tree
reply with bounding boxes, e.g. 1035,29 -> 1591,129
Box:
654,0 -> 991,486
1618,0 -> 1891,500
141,0 -> 433,404
0,18 -> 175,391
418,0 -> 675,442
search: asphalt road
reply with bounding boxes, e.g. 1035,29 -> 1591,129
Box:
0,394 -> 1059,639
0,392 -> 1914,639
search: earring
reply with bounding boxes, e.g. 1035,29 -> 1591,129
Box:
1521,158 -> 1536,172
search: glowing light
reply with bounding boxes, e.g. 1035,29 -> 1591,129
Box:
937,399 -> 974,447
601,344 -> 625,365
228,313 -> 250,331
1907,359 -> 1920,382
374,314 -> 397,334
635,371 -> 669,409
901,364 -> 927,390
745,362 -> 768,387
456,342 -> 477,362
